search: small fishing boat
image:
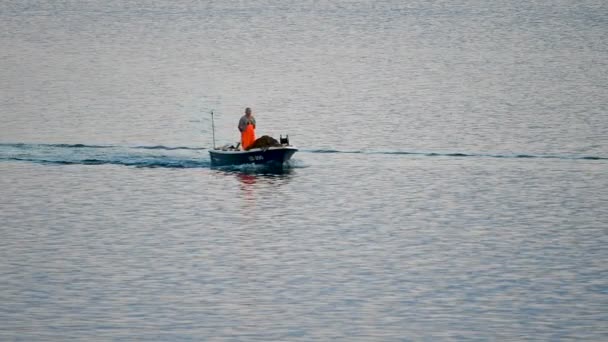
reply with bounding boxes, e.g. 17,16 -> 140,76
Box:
209,144 -> 298,167
207,111 -> 297,167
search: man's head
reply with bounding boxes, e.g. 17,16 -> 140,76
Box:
245,107 -> 252,116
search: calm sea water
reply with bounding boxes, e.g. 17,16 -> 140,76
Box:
1,0 -> 607,340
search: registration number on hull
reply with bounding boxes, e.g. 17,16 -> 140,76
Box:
248,155 -> 264,161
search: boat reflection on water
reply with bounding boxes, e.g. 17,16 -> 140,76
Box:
212,164 -> 295,204
232,168 -> 294,189
211,161 -> 295,175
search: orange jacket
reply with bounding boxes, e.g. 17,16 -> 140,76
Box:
241,124 -> 256,150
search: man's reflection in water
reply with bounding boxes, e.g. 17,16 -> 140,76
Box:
230,167 -> 294,204
237,173 -> 257,202
237,173 -> 257,186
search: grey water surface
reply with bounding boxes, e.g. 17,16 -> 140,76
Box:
1,0 -> 607,340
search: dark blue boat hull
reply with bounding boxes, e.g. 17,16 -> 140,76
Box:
209,147 -> 297,167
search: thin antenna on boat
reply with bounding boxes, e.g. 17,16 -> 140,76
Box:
210,110 -> 216,149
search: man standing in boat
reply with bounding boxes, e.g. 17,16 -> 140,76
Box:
238,107 -> 256,150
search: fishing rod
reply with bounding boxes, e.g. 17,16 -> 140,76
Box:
210,110 -> 216,149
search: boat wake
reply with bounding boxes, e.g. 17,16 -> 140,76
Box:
1,143 -> 605,169
0,143 -> 211,169
303,149 -> 607,161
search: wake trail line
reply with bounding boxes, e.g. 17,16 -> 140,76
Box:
0,142 -> 210,169
0,143 -> 206,151
1,143 -> 605,168
302,149 -> 607,161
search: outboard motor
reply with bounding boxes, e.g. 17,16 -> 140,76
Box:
279,135 -> 289,145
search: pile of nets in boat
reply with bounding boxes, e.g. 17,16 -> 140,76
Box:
246,135 -> 282,150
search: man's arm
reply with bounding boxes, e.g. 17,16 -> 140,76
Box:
238,117 -> 246,132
